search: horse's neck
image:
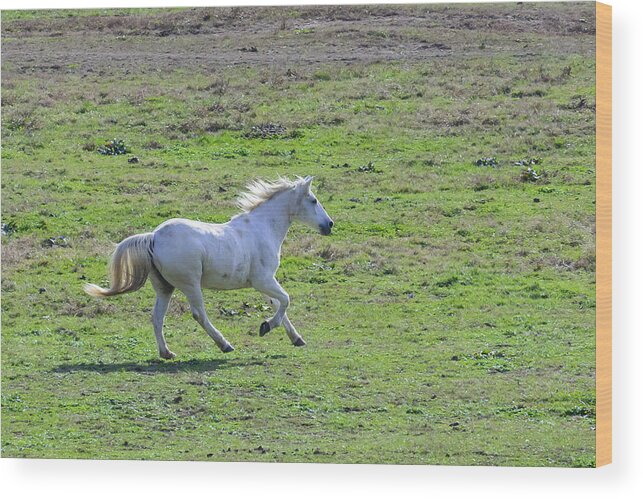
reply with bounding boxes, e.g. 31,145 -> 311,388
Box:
247,192 -> 294,247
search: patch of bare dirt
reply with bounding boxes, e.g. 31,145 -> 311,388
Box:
2,3 -> 596,78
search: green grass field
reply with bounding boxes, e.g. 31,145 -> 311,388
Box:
1,3 -> 597,466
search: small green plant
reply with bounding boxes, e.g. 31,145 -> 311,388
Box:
98,138 -> 129,155
357,162 -> 376,173
563,405 -> 595,418
244,123 -> 287,139
312,70 -> 332,81
212,147 -> 250,159
1,221 -> 17,236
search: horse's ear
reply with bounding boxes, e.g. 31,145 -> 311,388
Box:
303,176 -> 314,188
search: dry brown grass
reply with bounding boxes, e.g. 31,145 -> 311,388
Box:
530,250 -> 596,273
168,297 -> 190,317
1,235 -> 46,270
470,174 -> 497,192
61,298 -> 116,317
316,243 -> 355,262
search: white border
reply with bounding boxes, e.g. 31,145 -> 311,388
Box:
2,0 -> 642,497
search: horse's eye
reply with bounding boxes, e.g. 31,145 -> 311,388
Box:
311,199 -> 317,205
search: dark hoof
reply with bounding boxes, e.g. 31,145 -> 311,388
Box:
221,344 -> 235,353
293,338 -> 306,347
259,321 -> 271,337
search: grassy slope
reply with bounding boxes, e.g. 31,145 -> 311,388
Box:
1,4 -> 596,466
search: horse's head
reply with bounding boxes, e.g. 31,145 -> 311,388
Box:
294,176 -> 334,236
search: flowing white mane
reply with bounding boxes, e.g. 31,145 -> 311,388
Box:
236,177 -> 305,212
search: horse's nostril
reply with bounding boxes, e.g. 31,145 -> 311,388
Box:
329,221 -> 334,228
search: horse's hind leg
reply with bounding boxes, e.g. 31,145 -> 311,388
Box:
150,270 -> 176,360
182,285 -> 234,353
264,295 -> 306,347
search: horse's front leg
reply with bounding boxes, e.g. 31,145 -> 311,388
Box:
264,295 -> 306,347
253,277 -> 291,338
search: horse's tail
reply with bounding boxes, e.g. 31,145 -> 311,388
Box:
84,232 -> 154,298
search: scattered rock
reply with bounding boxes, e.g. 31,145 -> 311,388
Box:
128,156 -> 139,164
514,158 -> 541,166
218,186 -> 227,193
38,288 -> 47,294
240,46 -> 258,52
219,307 -> 239,317
42,236 -> 70,248
533,198 -> 541,203
519,167 -> 546,183
449,421 -> 460,427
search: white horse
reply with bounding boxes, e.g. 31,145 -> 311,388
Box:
85,176 -> 334,359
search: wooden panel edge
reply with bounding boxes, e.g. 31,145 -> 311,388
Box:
595,1 -> 612,468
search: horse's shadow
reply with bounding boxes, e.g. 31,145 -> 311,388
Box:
53,357 -> 266,375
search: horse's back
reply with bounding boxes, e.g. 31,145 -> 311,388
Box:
151,218 -> 250,289
154,218 -> 222,235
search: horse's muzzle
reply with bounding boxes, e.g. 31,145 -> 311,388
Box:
319,221 -> 333,236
